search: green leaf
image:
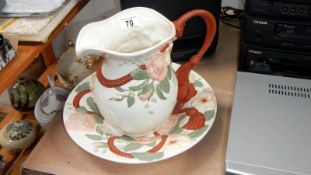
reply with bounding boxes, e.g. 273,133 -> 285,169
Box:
160,78 -> 170,93
101,142 -> 108,148
130,69 -> 149,80
138,83 -> 153,96
93,142 -> 108,148
167,66 -> 173,80
170,126 -> 183,134
120,135 -> 135,141
86,97 -> 100,114
188,126 -> 208,139
145,142 -> 156,147
115,87 -> 126,92
179,114 -> 187,121
128,80 -> 147,91
204,110 -> 216,121
156,85 -> 166,100
123,143 -> 143,152
132,152 -> 164,161
92,114 -> 104,124
194,80 -> 204,88
176,114 -> 187,127
151,97 -> 157,102
77,106 -> 87,114
75,82 -> 90,93
86,134 -> 103,141
127,96 -> 135,108
96,126 -> 104,136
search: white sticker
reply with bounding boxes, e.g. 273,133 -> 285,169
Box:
121,16 -> 139,30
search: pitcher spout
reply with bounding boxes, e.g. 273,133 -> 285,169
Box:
76,7 -> 176,61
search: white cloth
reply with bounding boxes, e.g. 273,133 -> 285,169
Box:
2,0 -> 65,13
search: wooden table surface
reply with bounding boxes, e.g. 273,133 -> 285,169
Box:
22,22 -> 240,175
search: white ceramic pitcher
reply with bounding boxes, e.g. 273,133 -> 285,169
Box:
75,7 -> 216,138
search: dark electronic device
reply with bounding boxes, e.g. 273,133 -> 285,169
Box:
245,0 -> 311,18
120,0 -> 221,61
239,42 -> 311,78
239,0 -> 311,79
241,14 -> 311,51
228,1 -> 311,174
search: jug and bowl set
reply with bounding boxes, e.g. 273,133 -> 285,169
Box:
63,7 -> 218,162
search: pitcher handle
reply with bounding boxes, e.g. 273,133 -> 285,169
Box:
173,9 -> 217,84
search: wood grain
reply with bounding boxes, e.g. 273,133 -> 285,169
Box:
0,0 -> 89,94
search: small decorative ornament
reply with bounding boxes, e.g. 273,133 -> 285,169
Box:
56,41 -> 99,90
0,120 -> 36,151
8,78 -> 45,111
79,55 -> 99,69
34,75 -> 69,130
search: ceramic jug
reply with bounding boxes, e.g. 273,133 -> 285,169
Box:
75,7 -> 216,138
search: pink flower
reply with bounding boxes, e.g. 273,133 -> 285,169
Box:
191,89 -> 216,113
164,134 -> 191,151
145,51 -> 170,81
156,114 -> 180,135
65,112 -> 96,132
134,135 -> 158,145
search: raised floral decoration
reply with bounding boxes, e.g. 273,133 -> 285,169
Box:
65,111 -> 96,132
65,73 -> 217,162
145,51 -> 169,81
191,89 -> 216,113
109,49 -> 173,108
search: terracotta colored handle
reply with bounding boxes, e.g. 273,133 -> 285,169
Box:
172,10 -> 217,118
174,9 -> 217,66
173,9 -> 216,88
